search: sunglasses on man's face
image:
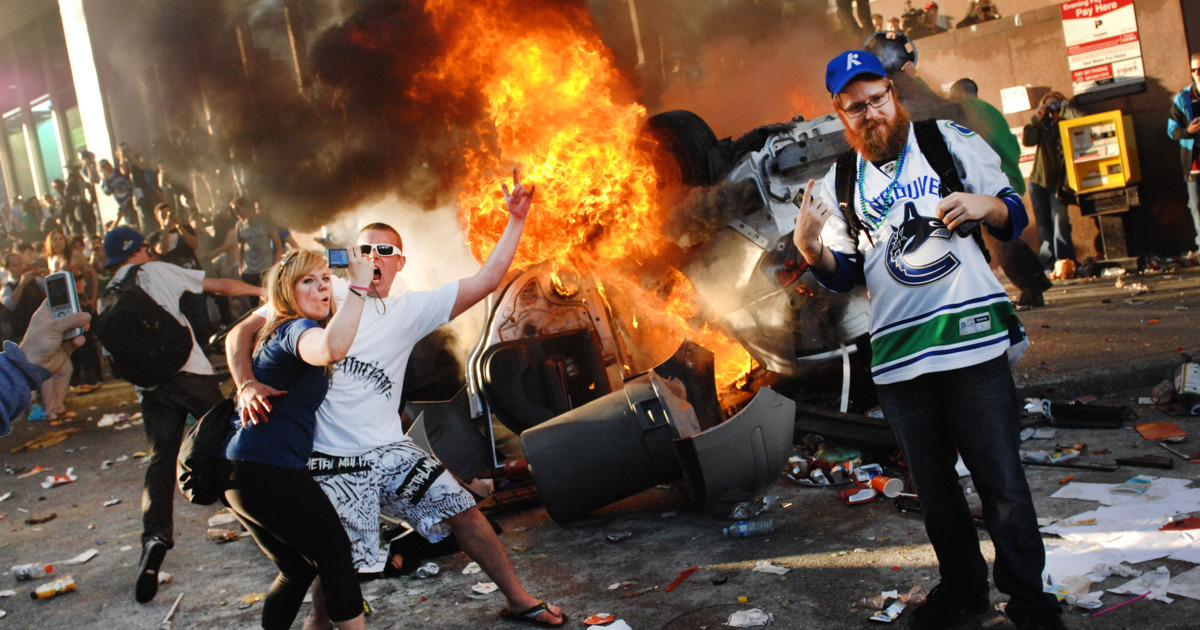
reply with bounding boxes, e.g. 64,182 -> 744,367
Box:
359,243 -> 402,257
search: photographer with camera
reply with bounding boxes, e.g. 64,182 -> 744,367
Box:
956,0 -> 1000,29
1023,91 -> 1084,275
1168,52 -> 1200,254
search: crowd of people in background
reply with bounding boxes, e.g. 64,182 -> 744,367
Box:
841,0 -> 1002,41
0,141 -> 292,424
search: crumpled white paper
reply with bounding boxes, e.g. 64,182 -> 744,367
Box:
726,608 -> 773,627
1109,565 -> 1173,603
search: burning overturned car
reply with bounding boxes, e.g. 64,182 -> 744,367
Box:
403,109 -> 889,523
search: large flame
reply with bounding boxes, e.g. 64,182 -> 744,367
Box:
414,0 -> 753,389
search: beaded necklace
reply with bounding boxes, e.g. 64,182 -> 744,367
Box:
857,144 -> 909,231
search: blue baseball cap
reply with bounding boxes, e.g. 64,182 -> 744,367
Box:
825,50 -> 888,95
103,226 -> 145,268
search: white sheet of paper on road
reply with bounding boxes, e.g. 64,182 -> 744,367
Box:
1167,565 -> 1200,601
1043,477 -> 1200,587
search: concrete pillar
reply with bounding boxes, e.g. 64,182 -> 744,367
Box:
57,0 -> 116,227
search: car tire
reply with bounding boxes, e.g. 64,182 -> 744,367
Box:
641,110 -> 720,187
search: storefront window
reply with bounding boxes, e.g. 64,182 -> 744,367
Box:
31,96 -> 62,188
4,110 -> 35,198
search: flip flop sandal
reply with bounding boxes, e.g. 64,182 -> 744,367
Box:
499,601 -> 568,627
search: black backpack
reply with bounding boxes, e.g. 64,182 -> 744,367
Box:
834,119 -> 990,262
96,265 -> 194,387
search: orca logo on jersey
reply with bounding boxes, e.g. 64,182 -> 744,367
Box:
945,121 -> 976,137
885,202 -> 959,286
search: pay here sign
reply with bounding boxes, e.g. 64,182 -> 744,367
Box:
1060,0 -> 1145,95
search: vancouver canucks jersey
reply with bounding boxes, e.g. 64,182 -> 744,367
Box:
816,120 -> 1027,385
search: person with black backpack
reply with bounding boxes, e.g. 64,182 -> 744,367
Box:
792,51 -> 1063,630
96,226 -> 262,604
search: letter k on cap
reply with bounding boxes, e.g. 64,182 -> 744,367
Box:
847,52 -> 860,69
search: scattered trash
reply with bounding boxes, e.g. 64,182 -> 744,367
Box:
206,528 -> 241,543
100,460 -> 113,470
1086,563 -> 1141,581
413,562 -> 439,579
103,498 -> 120,507
29,404 -> 45,421
665,567 -> 699,592
158,571 -> 173,584
40,468 -> 77,489
470,582 -> 498,595
594,620 -> 632,630
606,531 -> 633,543
11,428 -> 81,453
869,476 -> 904,498
1175,362 -> 1200,414
237,592 -> 265,609
1091,591 -> 1150,616
207,510 -> 238,527
1032,427 -> 1057,439
583,613 -> 616,625
24,513 -> 57,525
859,586 -> 926,610
1157,442 -> 1200,463
1041,400 -> 1129,429
1159,516 -> 1200,531
730,495 -> 774,520
96,413 -> 128,428
16,466 -> 46,479
751,561 -> 790,575
869,597 -> 906,623
160,593 -> 184,629
11,564 -> 52,581
1113,476 -> 1153,495
1110,566 -> 1172,603
838,483 -> 878,505
726,607 -> 773,627
54,549 -> 98,566
0,590 -> 13,597
1114,454 -> 1174,469
1135,421 -> 1187,440
462,561 -> 481,575
0,492 -> 11,502
724,518 -> 774,538
30,576 -> 76,600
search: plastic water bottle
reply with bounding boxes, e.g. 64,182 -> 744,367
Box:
722,518 -> 774,538
11,564 -> 51,581
30,576 -> 76,599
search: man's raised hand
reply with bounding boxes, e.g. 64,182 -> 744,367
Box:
501,168 -> 535,222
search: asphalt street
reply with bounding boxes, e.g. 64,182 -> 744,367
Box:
0,264 -> 1198,629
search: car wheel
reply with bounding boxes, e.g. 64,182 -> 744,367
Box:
641,110 -> 719,187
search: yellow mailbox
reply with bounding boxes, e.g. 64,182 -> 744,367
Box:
1058,110 -> 1141,195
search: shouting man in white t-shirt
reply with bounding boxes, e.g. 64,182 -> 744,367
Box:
228,171 -> 567,628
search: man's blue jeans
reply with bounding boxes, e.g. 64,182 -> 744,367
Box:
876,355 -> 1058,614
1029,181 -> 1075,268
1186,179 -> 1200,251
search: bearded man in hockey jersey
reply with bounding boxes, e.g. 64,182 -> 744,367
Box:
792,50 -> 1064,630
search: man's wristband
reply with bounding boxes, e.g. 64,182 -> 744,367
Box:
348,287 -> 368,301
348,285 -> 370,292
237,379 -> 258,394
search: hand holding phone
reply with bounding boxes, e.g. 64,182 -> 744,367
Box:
326,248 -> 349,268
45,271 -> 84,340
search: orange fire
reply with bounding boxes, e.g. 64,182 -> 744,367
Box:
414,0 -> 753,389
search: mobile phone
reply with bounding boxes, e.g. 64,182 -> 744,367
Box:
45,271 -> 84,340
326,248 -> 349,268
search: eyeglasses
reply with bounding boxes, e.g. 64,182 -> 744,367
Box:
358,243 -> 402,257
1192,67 -> 1200,74
839,84 -> 893,119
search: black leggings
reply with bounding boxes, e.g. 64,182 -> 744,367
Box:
223,460 -> 362,629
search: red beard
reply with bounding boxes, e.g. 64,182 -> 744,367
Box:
845,103 -> 912,163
